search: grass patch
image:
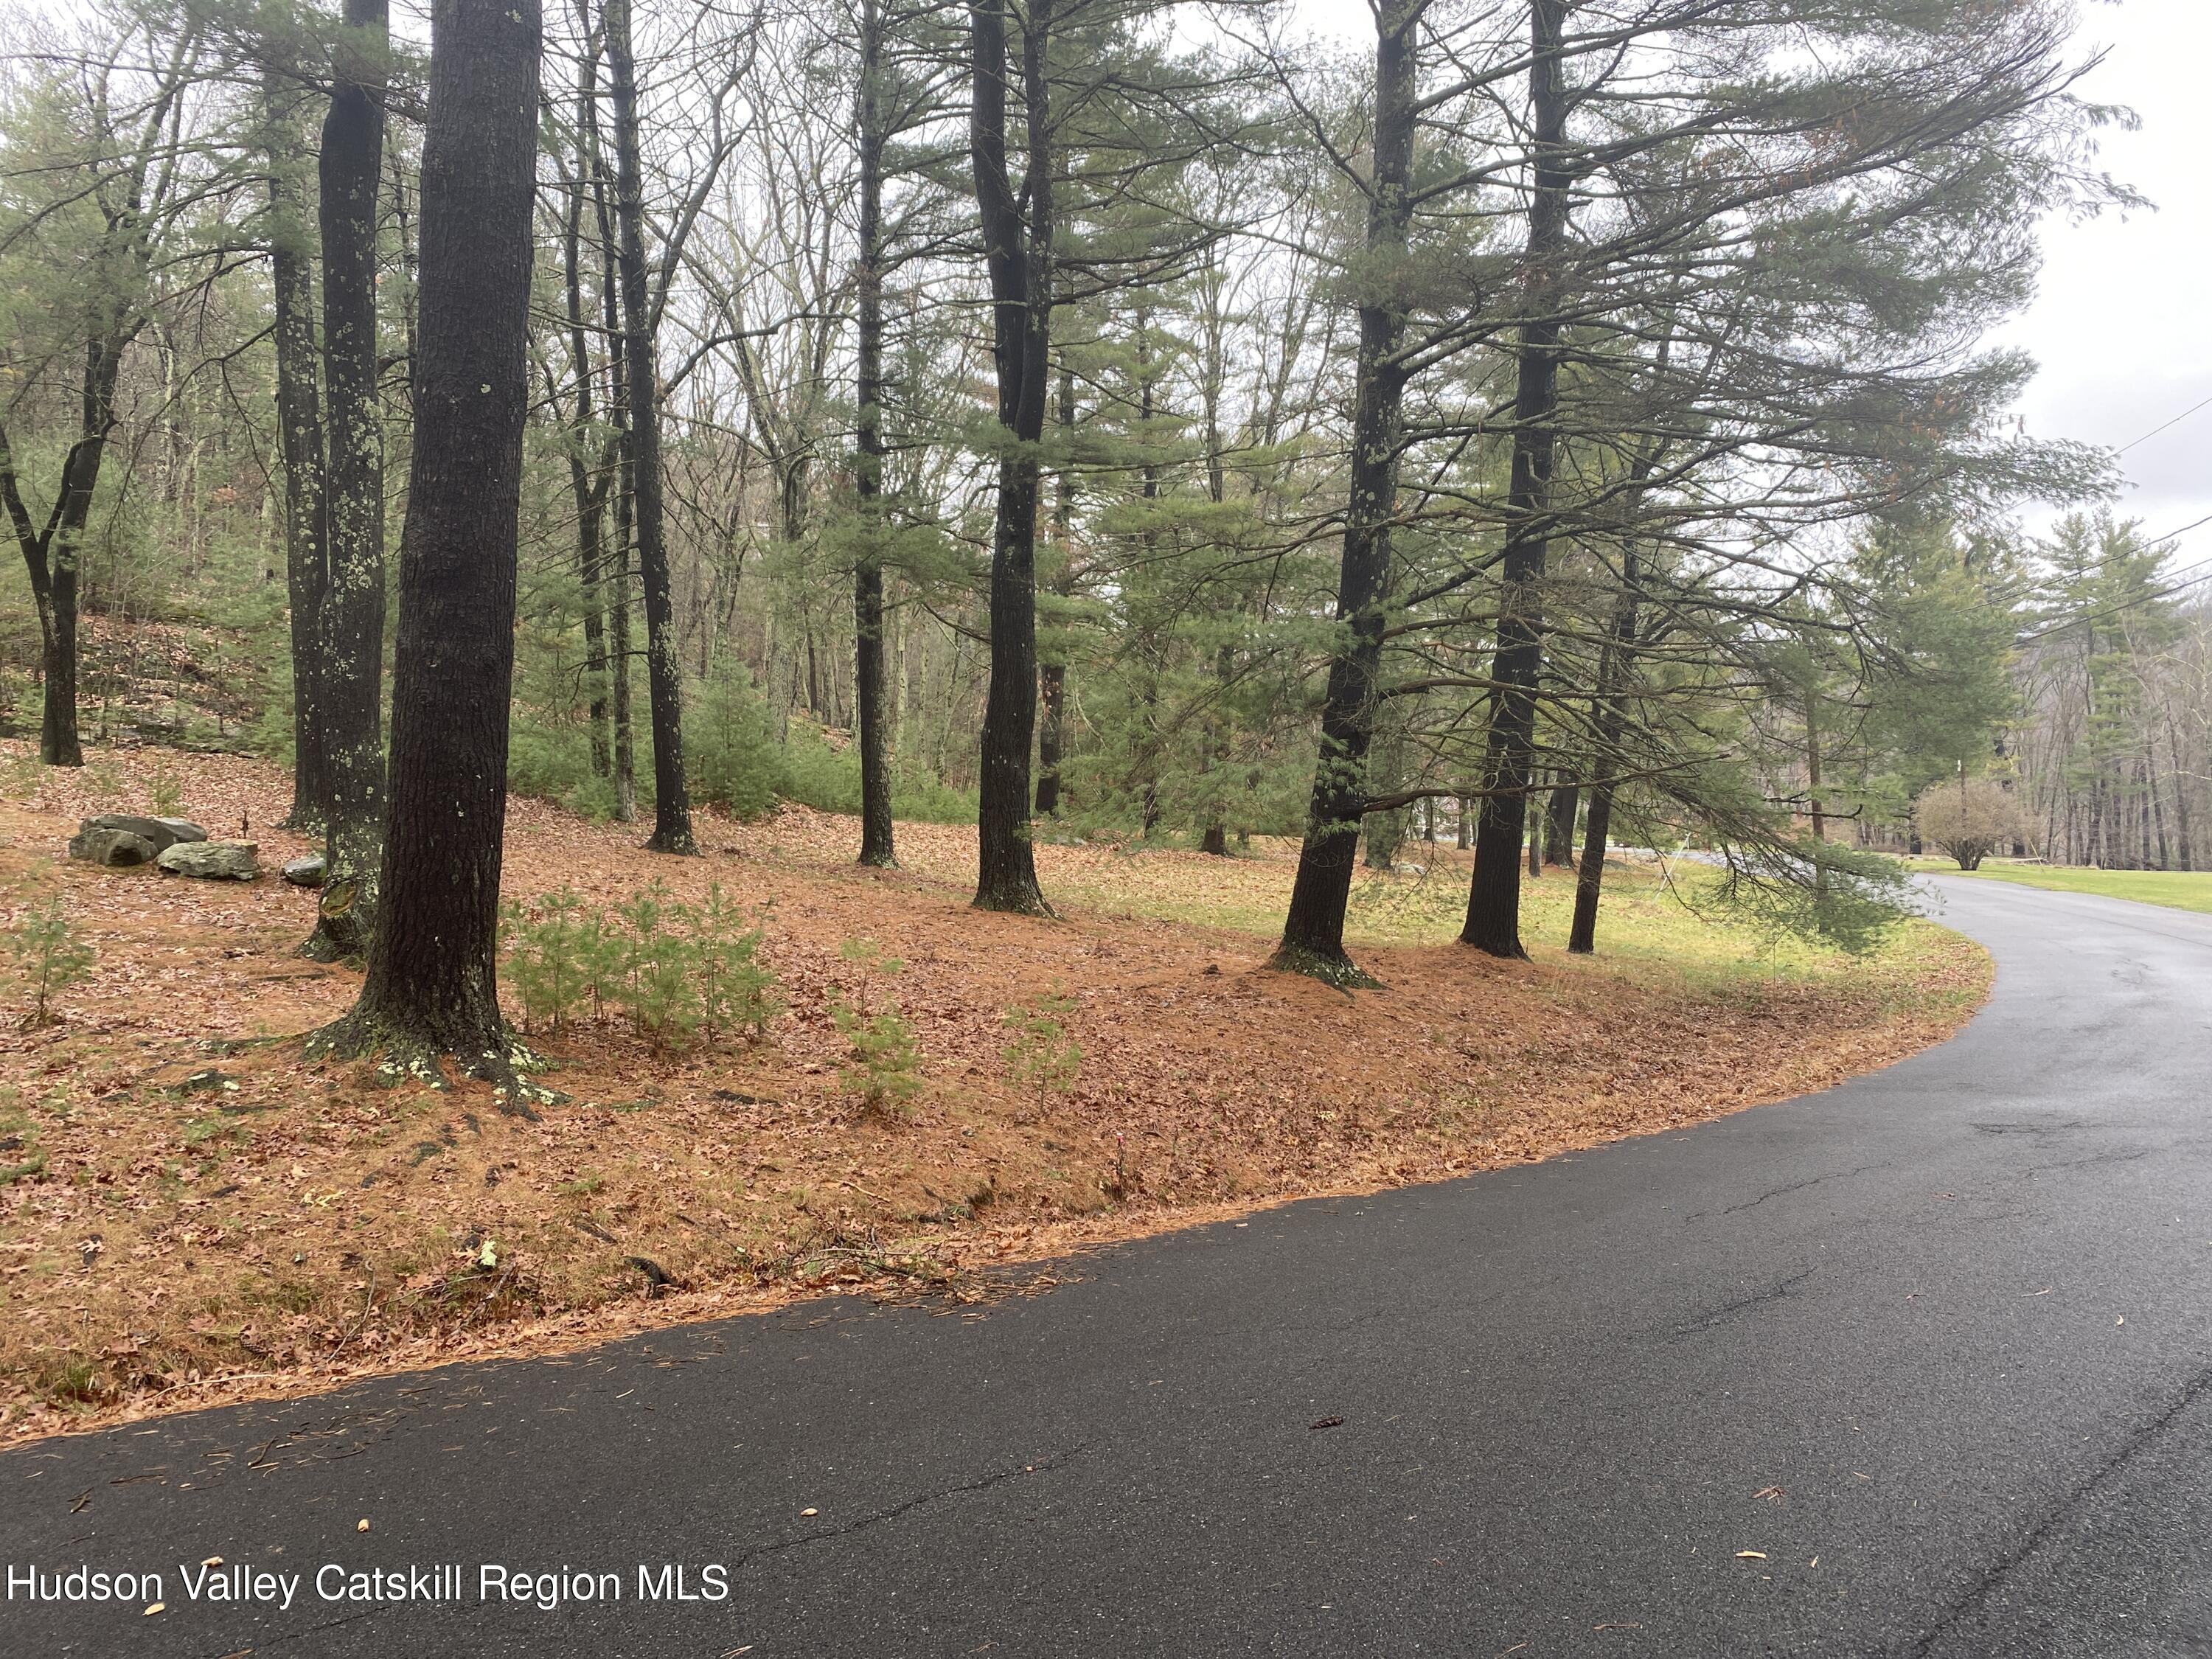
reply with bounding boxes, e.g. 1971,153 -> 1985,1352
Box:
1035,844 -> 1958,1007
1916,858 -> 2212,916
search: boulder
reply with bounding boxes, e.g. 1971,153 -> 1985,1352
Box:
156,840 -> 260,881
282,853 -> 327,888
69,825 -> 159,867
81,813 -> 209,855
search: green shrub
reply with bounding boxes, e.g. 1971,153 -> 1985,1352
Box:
687,668 -> 786,821
777,720 -> 860,814
507,718 -> 653,822
891,765 -> 978,826
498,880 -> 779,1050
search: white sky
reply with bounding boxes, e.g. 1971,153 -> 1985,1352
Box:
1992,0 -> 2212,568
1289,0 -> 2212,572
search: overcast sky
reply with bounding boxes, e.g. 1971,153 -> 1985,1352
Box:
1991,0 -> 2212,571
1289,0 -> 2211,574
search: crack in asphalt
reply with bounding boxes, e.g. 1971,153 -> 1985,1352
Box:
1905,1358 -> 2212,1658
732,1440 -> 1094,1574
1694,1164 -> 1884,1220
1672,1269 -> 1815,1336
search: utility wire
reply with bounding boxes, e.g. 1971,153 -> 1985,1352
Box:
2115,391 -> 2212,456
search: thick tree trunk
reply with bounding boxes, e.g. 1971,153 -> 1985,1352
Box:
607,0 -> 695,854
267,84 -> 328,831
968,0 -> 1051,914
1273,0 -> 1416,987
854,0 -> 895,867
305,0 -> 390,961
1463,0 -> 1568,959
316,0 -> 542,1088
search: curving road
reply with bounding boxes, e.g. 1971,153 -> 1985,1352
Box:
4,877 -> 2210,1658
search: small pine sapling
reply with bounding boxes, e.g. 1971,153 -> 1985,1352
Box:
4,888 -> 94,1027
501,887 -> 594,1033
615,880 -> 701,1046
688,884 -> 780,1043
147,771 -> 184,817
830,936 -> 922,1115
1002,987 -> 1082,1121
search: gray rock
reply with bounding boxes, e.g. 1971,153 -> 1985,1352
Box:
282,853 -> 327,888
156,840 -> 260,881
82,813 -> 209,854
69,826 -> 158,867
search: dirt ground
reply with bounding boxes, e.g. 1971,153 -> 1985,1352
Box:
0,744 -> 1989,1441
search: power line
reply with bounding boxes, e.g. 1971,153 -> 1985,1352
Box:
2116,392 -> 2212,456
2018,544 -> 2212,643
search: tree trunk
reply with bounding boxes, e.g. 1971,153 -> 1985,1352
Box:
305,0 -> 390,961
1035,359 -> 1077,818
583,80 -> 636,818
607,0 -> 695,854
1273,0 -> 1416,987
2169,718 -> 2194,870
267,80 -> 328,831
316,0 -> 542,1089
968,0 -> 1051,914
1545,779 -> 1578,865
853,0 -> 895,868
1463,0 -> 1568,960
3,338 -> 124,771
560,50 -> 612,779
1569,545 -> 1643,956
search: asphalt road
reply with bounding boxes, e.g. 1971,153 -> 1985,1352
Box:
5,876 -> 2210,1658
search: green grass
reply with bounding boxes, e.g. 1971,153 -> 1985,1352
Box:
1916,858 -> 2212,915
1036,843 -> 1972,1006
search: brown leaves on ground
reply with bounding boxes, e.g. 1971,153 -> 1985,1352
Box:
0,743 -> 1989,1441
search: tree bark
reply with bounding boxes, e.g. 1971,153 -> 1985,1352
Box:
579,66 -> 637,818
1569,543 -> 1642,955
1463,0 -> 1568,959
1545,779 -> 1578,865
1035,361 -> 1077,819
1272,0 -> 1417,987
266,79 -> 329,830
854,0 -> 896,867
305,0 -> 390,961
606,0 -> 695,854
560,47 -> 613,779
968,0 -> 1052,914
315,0 -> 542,1091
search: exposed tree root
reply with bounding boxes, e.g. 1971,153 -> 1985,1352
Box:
1266,942 -> 1383,991
304,1012 -> 563,1117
